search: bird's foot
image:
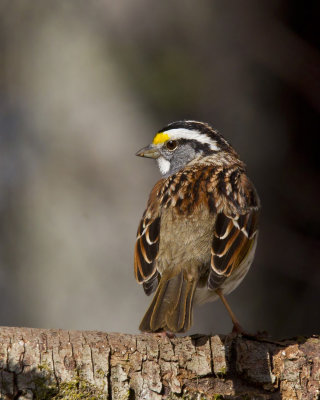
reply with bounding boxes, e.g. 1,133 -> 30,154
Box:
156,331 -> 176,339
230,326 -> 285,344
142,331 -> 176,339
231,323 -> 255,338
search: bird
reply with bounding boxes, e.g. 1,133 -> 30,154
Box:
134,120 -> 260,334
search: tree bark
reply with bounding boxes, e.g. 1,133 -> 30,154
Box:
0,326 -> 319,400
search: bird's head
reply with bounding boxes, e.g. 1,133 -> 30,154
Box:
136,120 -> 239,177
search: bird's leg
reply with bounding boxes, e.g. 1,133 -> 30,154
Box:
216,289 -> 245,335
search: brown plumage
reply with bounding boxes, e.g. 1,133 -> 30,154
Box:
134,121 -> 260,333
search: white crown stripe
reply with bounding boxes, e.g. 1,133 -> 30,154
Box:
164,128 -> 220,151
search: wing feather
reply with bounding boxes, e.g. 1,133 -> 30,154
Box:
208,173 -> 260,290
208,209 -> 259,290
134,214 -> 161,295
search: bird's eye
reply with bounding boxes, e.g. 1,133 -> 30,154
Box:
166,140 -> 178,151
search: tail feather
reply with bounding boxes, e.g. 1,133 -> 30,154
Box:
166,276 -> 196,332
183,279 -> 196,331
139,270 -> 197,333
150,271 -> 183,331
139,278 -> 170,332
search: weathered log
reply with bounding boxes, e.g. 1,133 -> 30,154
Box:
0,326 -> 319,399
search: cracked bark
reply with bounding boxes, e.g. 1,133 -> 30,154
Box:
0,327 -> 319,399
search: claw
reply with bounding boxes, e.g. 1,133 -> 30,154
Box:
142,331 -> 176,339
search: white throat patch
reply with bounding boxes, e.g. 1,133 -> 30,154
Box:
157,157 -> 171,175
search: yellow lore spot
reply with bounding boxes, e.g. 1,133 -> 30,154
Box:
152,132 -> 170,145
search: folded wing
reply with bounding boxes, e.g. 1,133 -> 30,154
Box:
208,208 -> 259,290
134,213 -> 161,295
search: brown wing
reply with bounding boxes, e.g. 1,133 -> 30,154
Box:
208,209 -> 259,289
208,172 -> 260,290
134,212 -> 161,295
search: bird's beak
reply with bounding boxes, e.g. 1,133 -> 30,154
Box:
135,145 -> 160,159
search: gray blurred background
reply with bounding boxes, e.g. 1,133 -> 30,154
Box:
0,0 -> 319,338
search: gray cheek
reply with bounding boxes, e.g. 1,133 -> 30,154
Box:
177,146 -> 196,164
169,146 -> 196,173
162,149 -> 174,161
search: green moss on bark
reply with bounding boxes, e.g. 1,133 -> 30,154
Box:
32,364 -> 106,399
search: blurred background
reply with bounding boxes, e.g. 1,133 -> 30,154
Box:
0,0 -> 319,338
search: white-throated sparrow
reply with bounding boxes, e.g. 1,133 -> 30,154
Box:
135,121 -> 260,333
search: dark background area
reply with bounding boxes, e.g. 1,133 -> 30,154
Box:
0,0 -> 319,337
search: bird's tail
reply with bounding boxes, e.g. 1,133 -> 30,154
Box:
139,270 -> 197,333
